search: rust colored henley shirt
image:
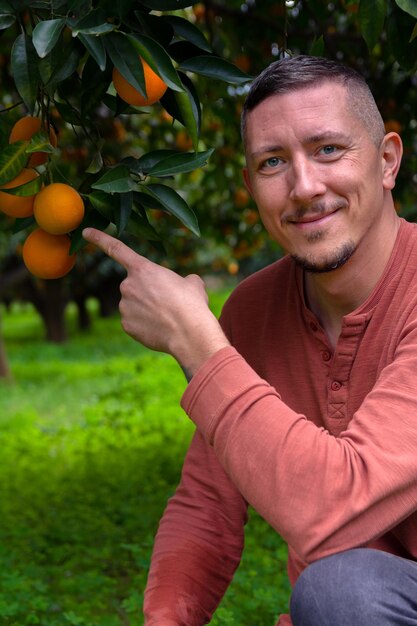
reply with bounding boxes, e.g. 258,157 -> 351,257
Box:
144,218 -> 417,626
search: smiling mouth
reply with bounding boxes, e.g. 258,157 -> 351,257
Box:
286,204 -> 345,227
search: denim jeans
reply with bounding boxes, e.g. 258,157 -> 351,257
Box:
290,548 -> 417,625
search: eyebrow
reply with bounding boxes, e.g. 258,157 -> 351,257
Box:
248,131 -> 351,161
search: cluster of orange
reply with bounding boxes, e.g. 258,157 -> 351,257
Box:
1,59 -> 169,279
0,116 -> 85,279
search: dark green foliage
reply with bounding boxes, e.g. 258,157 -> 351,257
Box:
0,298 -> 289,625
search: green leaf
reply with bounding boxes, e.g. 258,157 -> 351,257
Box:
387,0 -> 417,69
410,20 -> 417,40
70,209 -> 110,254
359,0 -> 387,50
0,0 -> 14,28
133,190 -> 165,210
11,34 -> 40,113
86,150 -> 104,174
70,9 -> 116,36
91,165 -> 136,193
144,183 -> 200,236
147,149 -> 214,177
310,35 -> 325,56
78,32 -> 106,70
116,191 -> 133,235
26,132 -> 56,155
0,174 -> 42,196
12,215 -> 35,233
32,18 -> 66,58
174,77 -> 200,150
178,55 -> 252,85
125,150 -> 179,175
47,45 -> 81,86
0,12 -> 15,30
127,211 -> 161,241
128,33 -> 184,92
88,190 -> 115,219
140,0 -> 195,9
105,31 -> 146,97
0,142 -> 30,186
0,15 -> 14,29
162,15 -> 212,53
395,0 -> 417,19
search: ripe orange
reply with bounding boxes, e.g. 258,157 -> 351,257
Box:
22,228 -> 76,279
33,182 -> 85,235
112,59 -> 168,106
0,168 -> 39,218
175,130 -> 193,151
192,3 -> 206,21
9,116 -> 58,167
234,187 -> 250,208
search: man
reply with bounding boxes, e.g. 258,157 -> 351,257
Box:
83,56 -> 417,625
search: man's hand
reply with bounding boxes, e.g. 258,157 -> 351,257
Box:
82,228 -> 230,377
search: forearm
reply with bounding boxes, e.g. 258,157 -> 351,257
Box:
144,430 -> 247,625
181,346 -> 417,563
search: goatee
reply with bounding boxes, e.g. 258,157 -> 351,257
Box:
292,241 -> 356,274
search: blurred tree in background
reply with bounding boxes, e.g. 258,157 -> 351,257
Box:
1,0 -> 417,354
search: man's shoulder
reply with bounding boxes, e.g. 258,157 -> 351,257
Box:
221,255 -> 295,324
231,254 -> 293,299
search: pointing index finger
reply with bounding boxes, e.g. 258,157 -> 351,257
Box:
82,227 -> 139,269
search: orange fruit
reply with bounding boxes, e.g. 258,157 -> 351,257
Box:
192,3 -> 206,21
33,182 -> 85,235
22,228 -> 76,279
112,59 -> 168,106
0,168 -> 39,218
9,116 -> 57,167
234,187 -> 250,208
234,54 -> 251,73
175,130 -> 193,151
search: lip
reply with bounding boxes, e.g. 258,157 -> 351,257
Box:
289,208 -> 341,229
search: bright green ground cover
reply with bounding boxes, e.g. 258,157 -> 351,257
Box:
0,294 -> 290,626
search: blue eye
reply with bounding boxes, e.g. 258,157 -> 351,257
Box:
264,156 -> 282,168
321,145 -> 337,155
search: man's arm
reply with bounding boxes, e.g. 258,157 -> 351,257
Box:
144,430 -> 248,625
180,341 -> 417,563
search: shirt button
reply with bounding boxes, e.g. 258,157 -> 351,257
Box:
331,381 -> 342,391
322,350 -> 331,362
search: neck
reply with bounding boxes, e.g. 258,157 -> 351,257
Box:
304,210 -> 401,349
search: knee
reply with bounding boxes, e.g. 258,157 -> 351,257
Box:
290,549 -> 383,626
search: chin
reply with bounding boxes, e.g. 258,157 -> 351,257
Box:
292,241 -> 357,274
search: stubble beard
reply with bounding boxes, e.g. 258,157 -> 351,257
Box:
286,200 -> 356,273
291,234 -> 357,274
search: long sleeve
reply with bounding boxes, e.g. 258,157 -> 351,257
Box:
181,334 -> 417,564
143,428 -> 248,625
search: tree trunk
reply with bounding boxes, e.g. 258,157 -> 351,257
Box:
74,295 -> 91,331
0,316 -> 13,382
24,278 -> 69,343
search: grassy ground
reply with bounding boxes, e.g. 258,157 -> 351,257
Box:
0,295 -> 290,626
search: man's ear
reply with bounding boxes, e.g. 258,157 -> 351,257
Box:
242,167 -> 253,195
382,132 -> 403,191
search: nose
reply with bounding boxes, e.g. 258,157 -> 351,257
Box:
288,156 -> 326,204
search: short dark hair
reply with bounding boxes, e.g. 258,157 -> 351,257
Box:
241,55 -> 385,146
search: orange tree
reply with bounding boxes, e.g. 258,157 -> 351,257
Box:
0,0 -> 251,269
1,1 -> 417,296
0,0 -> 252,346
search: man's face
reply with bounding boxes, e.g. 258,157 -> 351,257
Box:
243,82 -> 391,273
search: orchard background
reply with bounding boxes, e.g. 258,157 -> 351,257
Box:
1,1 -> 417,624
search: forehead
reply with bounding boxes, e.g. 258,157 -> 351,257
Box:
244,82 -> 358,151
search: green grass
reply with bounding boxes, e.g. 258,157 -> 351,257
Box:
0,296 -> 290,626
